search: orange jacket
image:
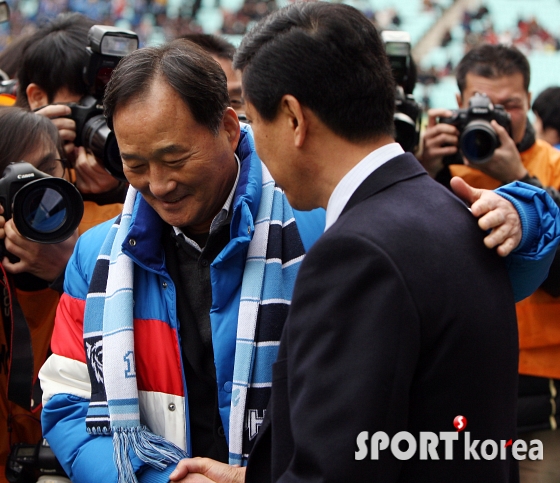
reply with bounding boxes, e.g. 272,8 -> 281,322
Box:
0,287 -> 59,482
450,139 -> 560,378
79,200 -> 123,234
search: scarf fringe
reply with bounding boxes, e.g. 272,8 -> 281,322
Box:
113,427 -> 188,483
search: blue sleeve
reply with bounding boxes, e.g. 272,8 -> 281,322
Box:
496,182 -> 560,302
293,208 -> 326,252
42,394 -> 177,483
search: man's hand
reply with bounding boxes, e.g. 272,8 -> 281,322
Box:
35,104 -> 76,159
465,120 -> 528,183
418,108 -> 458,177
73,146 -> 120,194
450,176 -> 522,257
168,458 -> 246,483
2,211 -> 78,282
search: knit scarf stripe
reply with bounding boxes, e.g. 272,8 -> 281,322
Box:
229,165 -> 307,465
84,188 -> 187,483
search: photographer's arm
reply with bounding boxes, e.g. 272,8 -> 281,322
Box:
35,104 -> 76,158
35,105 -> 123,196
417,108 -> 459,177
73,146 -> 122,195
2,217 -> 77,282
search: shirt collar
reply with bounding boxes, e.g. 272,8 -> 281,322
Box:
325,143 -> 404,232
174,154 -> 241,251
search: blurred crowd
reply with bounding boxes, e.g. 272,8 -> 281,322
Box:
0,0 -> 410,52
418,3 -> 560,85
0,0 -> 280,49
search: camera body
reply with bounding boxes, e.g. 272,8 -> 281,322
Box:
439,92 -> 512,164
67,25 -> 139,181
381,30 -> 422,153
0,79 -> 17,96
0,162 -> 83,244
6,439 -> 68,483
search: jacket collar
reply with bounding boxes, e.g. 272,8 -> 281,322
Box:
341,152 -> 427,217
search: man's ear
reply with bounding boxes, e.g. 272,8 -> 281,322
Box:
222,107 -> 241,151
280,95 -> 307,148
455,92 -> 463,108
26,83 -> 49,110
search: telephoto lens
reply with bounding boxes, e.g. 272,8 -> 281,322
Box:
0,162 -> 84,244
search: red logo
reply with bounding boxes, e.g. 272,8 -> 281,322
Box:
453,415 -> 467,432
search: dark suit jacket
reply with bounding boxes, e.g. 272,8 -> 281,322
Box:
246,153 -> 519,482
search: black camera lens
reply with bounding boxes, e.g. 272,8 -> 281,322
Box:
394,112 -> 419,153
460,120 -> 499,164
12,178 -> 84,243
81,114 -> 126,182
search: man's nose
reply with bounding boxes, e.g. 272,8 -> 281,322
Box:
148,164 -> 177,198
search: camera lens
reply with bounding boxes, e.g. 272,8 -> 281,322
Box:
82,114 -> 126,182
22,187 -> 66,233
104,131 -> 126,182
394,112 -> 418,153
12,178 -> 84,243
460,120 -> 499,164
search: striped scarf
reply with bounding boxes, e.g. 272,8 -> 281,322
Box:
83,164 -> 306,478
229,164 -> 305,465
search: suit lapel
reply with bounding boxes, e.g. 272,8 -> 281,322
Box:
341,153 -> 427,216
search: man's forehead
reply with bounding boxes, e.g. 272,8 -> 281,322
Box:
464,72 -> 527,96
462,72 -> 529,106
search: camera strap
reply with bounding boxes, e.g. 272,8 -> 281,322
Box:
0,264 -> 34,411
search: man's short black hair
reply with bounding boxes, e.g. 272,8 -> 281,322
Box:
456,43 -> 530,95
16,12 -> 94,107
233,2 -> 395,143
532,86 -> 560,134
103,39 -> 229,135
179,33 -> 236,61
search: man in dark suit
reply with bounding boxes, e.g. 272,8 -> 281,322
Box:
168,3 -> 522,482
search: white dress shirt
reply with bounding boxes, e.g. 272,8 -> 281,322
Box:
325,143 -> 404,231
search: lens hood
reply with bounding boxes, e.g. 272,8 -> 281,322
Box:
12,177 -> 84,243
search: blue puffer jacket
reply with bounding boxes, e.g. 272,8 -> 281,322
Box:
39,126 -> 325,483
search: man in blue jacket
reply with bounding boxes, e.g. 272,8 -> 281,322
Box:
39,38 -> 557,483
38,39 -> 323,483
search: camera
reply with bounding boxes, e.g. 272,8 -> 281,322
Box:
382,30 -> 422,153
6,439 -> 68,483
69,95 -> 123,180
83,25 -> 139,100
0,162 -> 83,244
68,25 -> 139,182
439,92 -> 512,164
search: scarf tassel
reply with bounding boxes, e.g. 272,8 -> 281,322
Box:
113,427 -> 188,483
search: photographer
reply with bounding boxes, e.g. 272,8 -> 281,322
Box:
418,43 -> 560,483
532,86 -> 560,150
16,12 -> 127,232
180,34 -> 245,119
0,107 -> 79,483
